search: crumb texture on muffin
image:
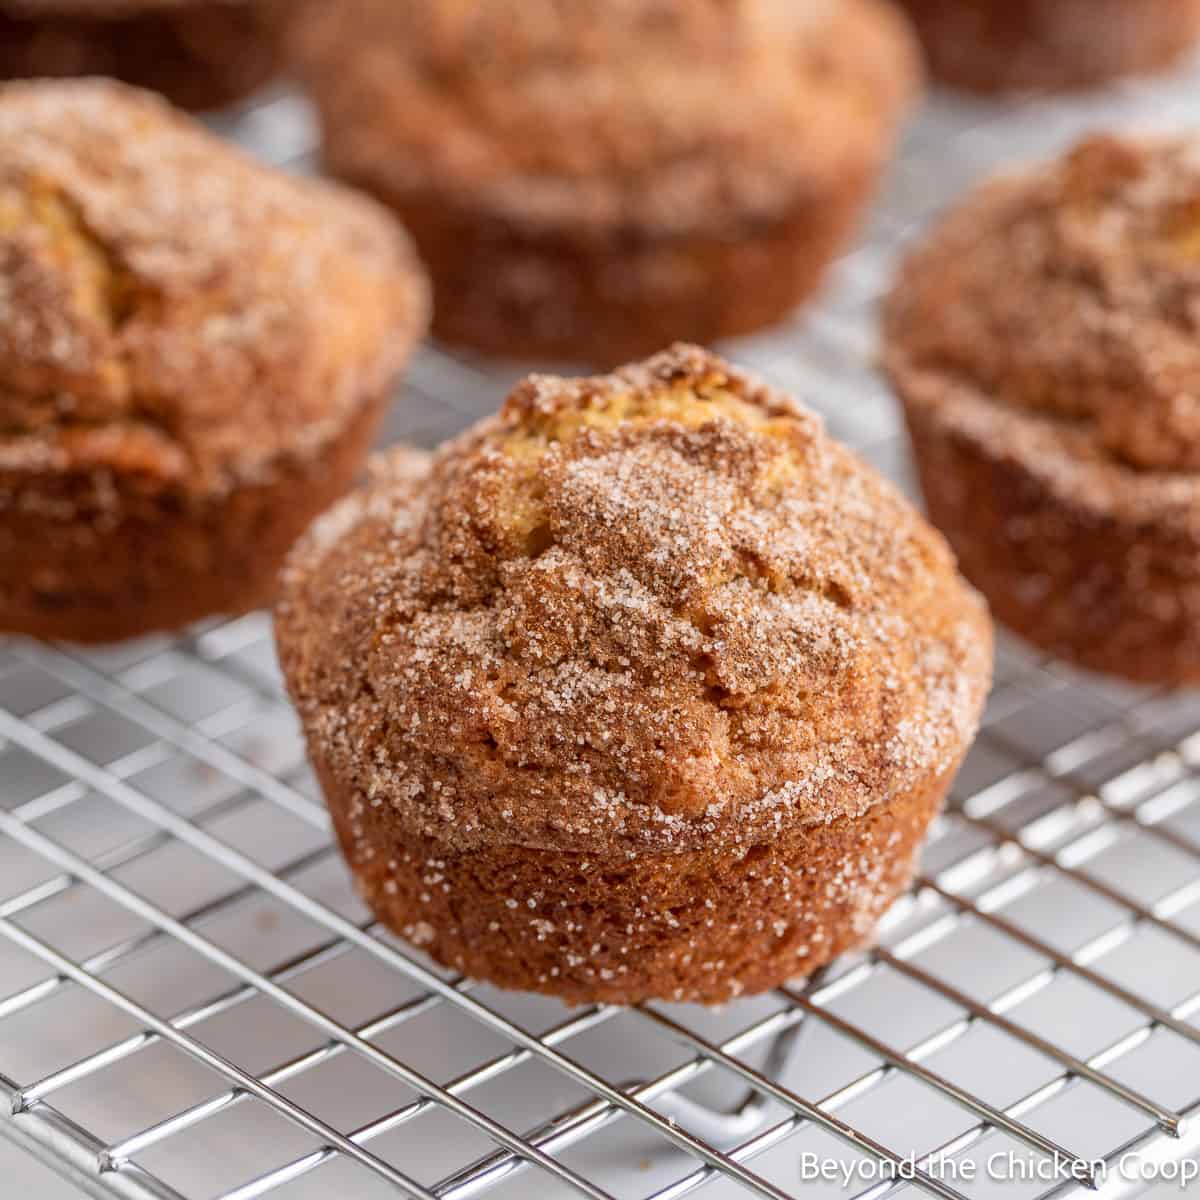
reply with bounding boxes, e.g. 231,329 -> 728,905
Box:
324,758 -> 949,1004
279,345 -> 991,859
0,78 -> 428,495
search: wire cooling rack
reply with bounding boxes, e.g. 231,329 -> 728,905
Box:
7,57 -> 1200,1200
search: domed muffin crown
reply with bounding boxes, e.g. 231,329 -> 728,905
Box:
291,0 -> 919,232
0,78 -> 428,490
277,345 -> 991,857
887,134 -> 1200,477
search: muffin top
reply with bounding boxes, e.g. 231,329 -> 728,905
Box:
0,79 -> 428,492
277,345 -> 990,857
292,0 -> 919,235
885,133 -> 1200,522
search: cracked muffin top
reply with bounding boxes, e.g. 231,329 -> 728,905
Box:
0,78 -> 429,492
885,134 -> 1200,521
291,0 -> 920,235
276,345 -> 991,857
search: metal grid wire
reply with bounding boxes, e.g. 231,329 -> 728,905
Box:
5,55 -> 1200,1200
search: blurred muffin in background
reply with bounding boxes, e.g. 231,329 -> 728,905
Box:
894,0 -> 1200,93
0,79 -> 429,642
0,0 -> 287,110
884,133 -> 1200,683
290,0 -> 920,365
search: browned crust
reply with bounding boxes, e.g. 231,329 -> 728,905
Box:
883,133 -> 1200,684
277,346 -> 991,860
899,394 -> 1200,685
0,388 -> 388,643
368,166 -> 875,366
895,0 -> 1200,93
0,1 -> 287,110
279,346 -> 989,1002
0,80 -> 430,643
0,79 -> 430,493
323,755 -> 952,1005
294,0 -> 919,362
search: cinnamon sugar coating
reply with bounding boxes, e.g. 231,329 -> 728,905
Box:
277,346 -> 991,1002
291,0 -> 920,363
894,0 -> 1200,94
323,759 -> 951,1005
0,0 -> 288,111
0,79 -> 428,491
0,79 -> 429,640
885,134 -> 1200,682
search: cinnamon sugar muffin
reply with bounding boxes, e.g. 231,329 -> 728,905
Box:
894,0 -> 1200,93
276,345 -> 991,1004
884,134 -> 1200,685
0,0 -> 287,111
290,0 -> 920,365
0,79 -> 429,644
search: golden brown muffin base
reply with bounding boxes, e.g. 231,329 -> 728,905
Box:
0,2 -> 285,110
322,758 -> 952,1005
353,170 -> 875,366
0,392 -> 387,645
895,0 -> 1200,93
902,402 -> 1200,686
